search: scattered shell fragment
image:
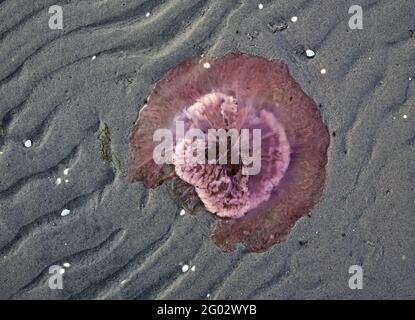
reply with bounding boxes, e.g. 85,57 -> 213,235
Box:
24,140 -> 32,148
305,49 -> 316,58
61,209 -> 71,217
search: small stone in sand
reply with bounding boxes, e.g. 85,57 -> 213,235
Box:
146,12 -> 151,17
179,209 -> 186,216
258,3 -> 263,10
59,268 -> 65,275
182,264 -> 189,272
63,262 -> 70,268
56,178 -> 62,185
267,20 -> 288,33
305,49 -> 316,58
191,266 -> 196,272
64,168 -> 69,175
403,114 -> 408,119
203,62 -> 211,69
24,140 -> 32,148
321,68 -> 327,74
92,56 -> 96,60
291,16 -> 298,23
61,209 -> 71,217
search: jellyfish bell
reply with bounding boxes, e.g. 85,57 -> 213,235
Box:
128,53 -> 329,252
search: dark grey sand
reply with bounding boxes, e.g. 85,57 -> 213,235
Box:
0,0 -> 414,299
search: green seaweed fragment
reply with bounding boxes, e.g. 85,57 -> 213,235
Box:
97,123 -> 124,174
98,123 -> 112,162
0,126 -> 7,137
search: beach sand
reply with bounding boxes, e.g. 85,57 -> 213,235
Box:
0,0 -> 414,299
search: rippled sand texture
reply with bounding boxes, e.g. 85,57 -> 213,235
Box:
0,0 -> 414,299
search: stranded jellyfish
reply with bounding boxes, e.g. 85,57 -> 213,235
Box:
128,53 -> 329,252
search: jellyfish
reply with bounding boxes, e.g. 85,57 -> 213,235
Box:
128,53 -> 329,252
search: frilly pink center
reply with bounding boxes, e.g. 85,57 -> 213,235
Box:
174,92 -> 290,218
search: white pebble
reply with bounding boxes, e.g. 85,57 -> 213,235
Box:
206,293 -> 211,298
61,209 -> 71,217
305,49 -> 316,58
92,55 -> 96,60
203,62 -> 211,69
320,68 -> 327,75
290,16 -> 298,22
59,268 -> 65,275
403,114 -> 408,119
24,140 -> 32,148
63,262 -> 70,268
145,12 -> 151,17
0,151 -> 3,155
56,178 -> 62,185
63,168 -> 69,175
409,77 -> 412,81
258,3 -> 263,9
179,209 -> 186,216
191,265 -> 196,272
64,179 -> 69,183
182,264 -> 189,272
